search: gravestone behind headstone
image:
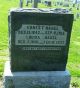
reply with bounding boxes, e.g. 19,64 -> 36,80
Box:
44,0 -> 51,6
77,4 -> 80,10
38,0 -> 41,3
63,3 -> 69,7
47,1 -> 51,6
44,1 -> 47,5
60,2 -> 63,6
32,0 -> 38,8
56,2 -> 60,5
8,8 -> 73,71
76,13 -> 80,19
20,0 -> 23,8
73,3 -> 75,7
69,8 -> 72,11
26,0 -> 29,6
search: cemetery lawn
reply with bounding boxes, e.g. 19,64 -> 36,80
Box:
0,0 -> 80,87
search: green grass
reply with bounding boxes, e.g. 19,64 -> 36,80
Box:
0,0 -> 80,87
0,59 -> 6,77
71,77 -> 80,88
0,0 -> 19,77
67,18 -> 80,76
0,0 -> 19,50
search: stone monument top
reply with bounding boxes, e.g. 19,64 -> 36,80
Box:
10,8 -> 70,13
8,8 -> 73,71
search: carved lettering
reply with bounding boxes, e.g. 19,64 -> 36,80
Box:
15,25 -> 67,50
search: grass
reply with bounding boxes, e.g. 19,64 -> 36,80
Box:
70,77 -> 80,88
0,0 -> 19,77
67,18 -> 80,76
0,59 -> 6,77
0,0 -> 80,87
0,0 -> 19,50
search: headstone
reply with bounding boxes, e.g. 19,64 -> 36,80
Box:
3,8 -> 74,88
77,4 -> 80,10
26,0 -> 29,6
47,1 -> 51,6
44,0 -> 51,7
44,1 -> 47,5
69,8 -> 72,11
74,15 -> 76,21
38,0 -> 41,3
32,0 -> 38,8
31,0 -> 32,3
73,3 -> 75,7
20,0 -> 23,8
3,61 -> 71,88
76,13 -> 80,19
56,2 -> 60,5
63,3 -> 69,7
8,8 -> 73,72
59,2 -> 63,6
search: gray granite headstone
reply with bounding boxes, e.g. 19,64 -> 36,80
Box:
76,13 -> 80,19
44,0 -> 51,6
47,1 -> 51,6
3,8 -> 73,88
63,3 -> 69,7
26,0 -> 29,6
20,0 -> 23,8
32,0 -> 38,8
77,4 -> 80,10
8,8 -> 73,72
3,61 -> 71,88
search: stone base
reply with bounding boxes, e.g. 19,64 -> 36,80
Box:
3,61 -> 71,88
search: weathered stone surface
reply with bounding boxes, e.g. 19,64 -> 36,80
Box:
8,8 -> 73,71
3,61 -> 71,88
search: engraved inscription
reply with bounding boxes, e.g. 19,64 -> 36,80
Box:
15,25 -> 67,50
22,47 -> 61,50
15,24 -> 67,47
